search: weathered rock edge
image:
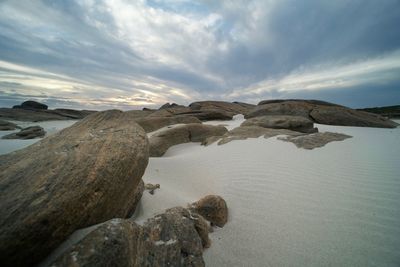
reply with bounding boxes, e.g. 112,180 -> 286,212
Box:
0,110 -> 149,267
49,197 -> 228,267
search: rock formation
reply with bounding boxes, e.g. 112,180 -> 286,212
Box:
149,123 -> 228,156
135,116 -> 201,133
1,125 -> 46,139
13,100 -> 48,110
0,110 -> 149,266
189,100 -> 255,115
278,132 -> 353,149
0,120 -> 19,131
241,115 -> 318,133
190,195 -> 228,227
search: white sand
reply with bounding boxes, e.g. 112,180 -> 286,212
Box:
0,120 -> 78,155
136,117 -> 400,266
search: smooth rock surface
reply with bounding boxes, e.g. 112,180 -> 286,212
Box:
278,132 -> 352,149
189,101 -> 255,115
1,125 -> 46,139
246,100 -> 398,128
241,115 -> 318,133
149,123 -> 228,156
174,109 -> 234,121
135,116 -> 201,133
0,110 -> 149,266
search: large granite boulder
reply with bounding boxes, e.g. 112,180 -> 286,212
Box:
49,204 -> 220,267
246,100 -> 398,128
190,195 -> 228,227
241,115 -> 318,133
174,109 -> 234,121
0,119 -> 18,131
135,116 -> 201,133
1,125 -> 46,139
310,106 -> 399,128
189,101 -> 255,115
0,110 -> 149,266
149,124 -> 228,156
13,100 -> 48,110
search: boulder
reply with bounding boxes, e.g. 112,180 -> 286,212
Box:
0,120 -> 18,131
159,102 -> 184,109
190,195 -> 228,227
174,109 -> 234,121
241,115 -> 318,133
1,125 -> 46,139
135,116 -> 201,133
13,100 -> 48,110
278,132 -> 352,149
189,100 -> 255,115
309,106 -> 399,128
50,205 -> 216,267
147,106 -> 192,118
246,100 -> 398,128
149,124 -> 228,157
51,109 -> 96,119
0,110 -> 149,267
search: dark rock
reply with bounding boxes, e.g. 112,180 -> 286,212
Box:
13,100 -> 48,110
0,108 -> 95,122
147,106 -> 193,118
357,105 -> 400,119
135,116 -> 201,133
241,115 -> 318,133
0,120 -> 19,131
258,99 -> 343,107
159,102 -> 184,109
0,110 -> 149,267
190,195 -> 228,227
52,109 -> 96,119
1,125 -> 45,139
149,124 -> 228,156
278,132 -> 352,149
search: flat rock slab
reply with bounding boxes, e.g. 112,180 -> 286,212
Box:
241,115 -> 318,133
278,132 -> 352,149
203,126 -> 302,146
150,123 -> 228,156
1,125 -> 45,139
189,101 -> 255,115
0,110 -> 149,266
135,116 -> 201,133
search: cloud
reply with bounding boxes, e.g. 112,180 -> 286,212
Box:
0,0 -> 399,109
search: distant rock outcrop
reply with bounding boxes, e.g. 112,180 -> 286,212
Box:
0,110 -> 149,267
246,100 -> 398,128
189,100 -> 255,115
241,115 -> 318,133
0,119 -> 19,131
1,125 -> 45,139
357,105 -> 400,119
13,100 -> 48,110
49,195 -> 228,267
149,123 -> 228,156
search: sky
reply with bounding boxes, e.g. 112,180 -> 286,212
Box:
0,0 -> 400,110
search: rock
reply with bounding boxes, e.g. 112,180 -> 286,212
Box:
241,115 -> 318,133
189,101 -> 255,115
135,116 -> 201,133
149,124 -> 228,156
50,205 -> 216,267
0,110 -> 149,267
147,106 -> 193,118
0,120 -> 18,131
190,195 -> 228,227
13,100 -> 48,110
49,218 -> 144,267
2,126 -> 46,139
0,108 -> 95,121
174,109 -> 234,121
159,102 -> 184,109
310,106 -> 399,128
203,126 -> 302,146
357,105 -> 400,119
125,109 -> 154,119
145,183 -> 160,195
278,132 -> 352,149
246,100 -> 398,128
258,99 -> 342,107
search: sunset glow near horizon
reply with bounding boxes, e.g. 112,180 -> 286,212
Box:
0,0 -> 399,110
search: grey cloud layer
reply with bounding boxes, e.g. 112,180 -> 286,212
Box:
0,0 -> 399,109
